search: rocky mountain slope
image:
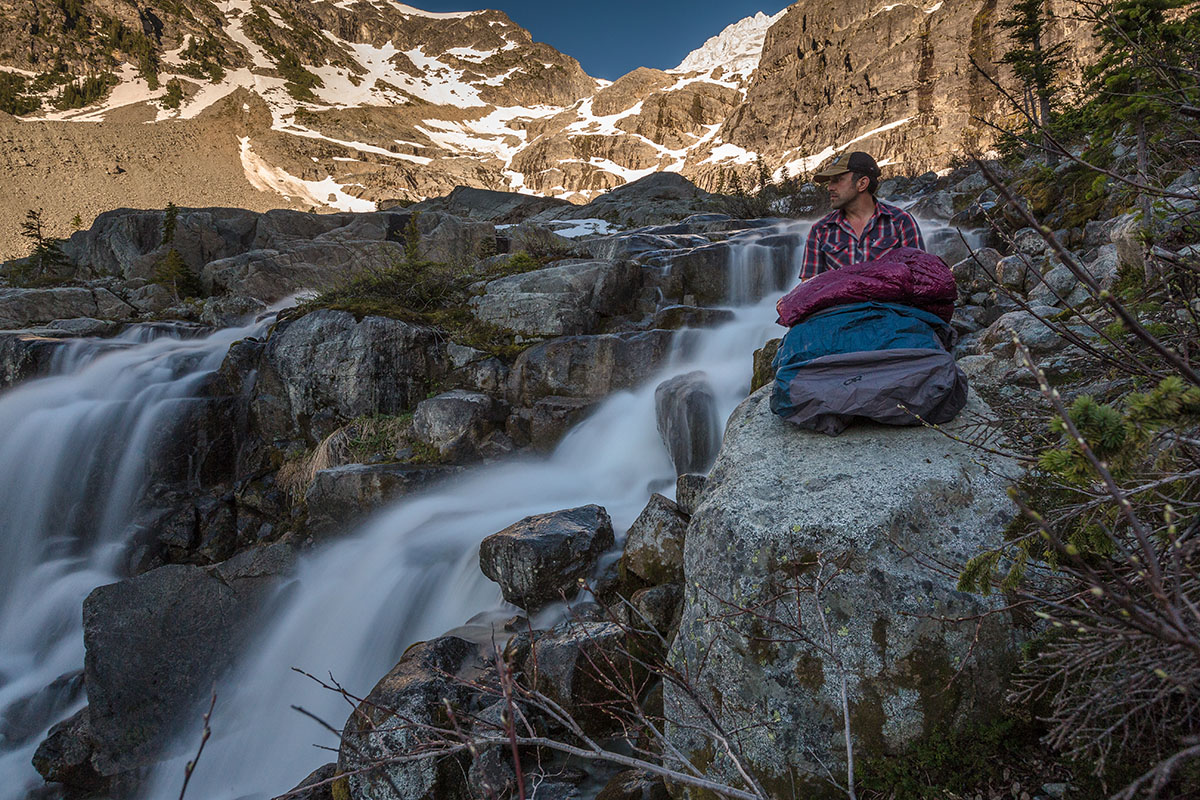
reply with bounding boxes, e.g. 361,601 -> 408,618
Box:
0,0 -> 1097,260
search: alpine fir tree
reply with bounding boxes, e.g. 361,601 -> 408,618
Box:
1088,0 -> 1200,261
998,0 -> 1068,161
18,209 -> 70,282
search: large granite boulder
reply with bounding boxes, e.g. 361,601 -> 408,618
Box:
479,504 -> 615,610
507,330 -> 673,406
666,388 -> 1020,796
81,544 -> 295,776
201,240 -> 405,301
251,310 -> 447,444
411,185 -> 571,223
469,259 -> 640,338
0,287 -> 135,329
61,207 -> 259,279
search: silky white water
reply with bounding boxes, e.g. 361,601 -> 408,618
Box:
0,319 -> 277,800
137,222 -> 812,800
0,215 -> 989,799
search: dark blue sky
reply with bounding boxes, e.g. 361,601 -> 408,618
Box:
412,1 -> 794,80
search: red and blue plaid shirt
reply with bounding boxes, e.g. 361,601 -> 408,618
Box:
798,200 -> 925,281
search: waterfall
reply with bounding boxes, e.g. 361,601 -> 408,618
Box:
0,317 -> 275,800
136,221 -> 810,799
2,214 -> 989,799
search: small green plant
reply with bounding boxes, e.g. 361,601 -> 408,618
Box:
160,78 -> 184,110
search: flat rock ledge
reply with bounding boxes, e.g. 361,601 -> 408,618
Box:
666,387 -> 1023,798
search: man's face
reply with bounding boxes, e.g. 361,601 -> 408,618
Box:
825,171 -> 866,210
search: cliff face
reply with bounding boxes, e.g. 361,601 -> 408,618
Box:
0,0 -> 1100,259
700,0 -> 1097,177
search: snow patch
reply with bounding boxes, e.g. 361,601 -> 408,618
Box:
546,218 -> 619,238
379,1 -> 474,19
671,9 -> 786,84
774,117 -> 913,178
240,136 -> 376,212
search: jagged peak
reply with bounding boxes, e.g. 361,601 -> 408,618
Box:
332,0 -> 478,18
671,9 -> 786,79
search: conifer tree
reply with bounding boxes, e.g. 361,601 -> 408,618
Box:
18,209 -> 70,282
153,248 -> 201,301
998,0 -> 1068,161
1088,0 -> 1200,272
161,201 -> 179,245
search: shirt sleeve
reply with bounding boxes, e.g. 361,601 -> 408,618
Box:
799,225 -> 823,281
901,211 -> 926,251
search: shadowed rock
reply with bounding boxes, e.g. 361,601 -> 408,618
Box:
479,504 -> 615,610
654,371 -> 720,476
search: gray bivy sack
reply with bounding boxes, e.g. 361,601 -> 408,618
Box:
770,301 -> 969,436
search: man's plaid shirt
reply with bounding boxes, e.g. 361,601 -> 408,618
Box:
798,200 -> 925,281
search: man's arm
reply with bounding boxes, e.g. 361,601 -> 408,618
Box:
798,225 -> 824,281
899,210 -> 926,250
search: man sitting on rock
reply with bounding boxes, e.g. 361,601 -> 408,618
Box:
797,151 -> 925,281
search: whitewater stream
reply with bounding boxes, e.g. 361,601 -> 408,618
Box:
0,220 -> 825,799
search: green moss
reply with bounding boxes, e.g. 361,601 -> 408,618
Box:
792,653 -> 825,691
858,716 -> 1042,799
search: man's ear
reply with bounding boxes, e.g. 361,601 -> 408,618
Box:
855,174 -> 870,193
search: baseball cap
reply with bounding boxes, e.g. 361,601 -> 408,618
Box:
813,151 -> 881,182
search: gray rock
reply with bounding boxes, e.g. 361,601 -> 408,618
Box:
31,707 -> 106,793
950,247 -> 1001,295
586,232 -> 705,262
128,283 -> 175,314
251,310 -> 446,443
675,473 -> 707,516
995,254 -> 1032,292
505,395 -> 595,451
197,294 -> 266,327
924,227 -> 971,268
412,389 -> 504,461
83,545 -> 295,775
1012,227 -> 1049,255
621,493 -> 687,586
479,504 -> 615,610
596,769 -> 670,800
654,371 -> 721,476
305,464 -> 462,536
631,583 -> 683,636
522,619 -> 630,726
285,762 -> 337,800
1028,264 -> 1081,306
414,211 -> 495,264
1109,212 -> 1145,280
0,287 -> 135,329
666,389 -> 1019,789
338,636 -> 478,800
907,190 -> 954,220
1085,244 -> 1120,289
654,242 -> 731,305
202,240 -> 405,302
469,259 -> 639,338
981,307 -> 1067,357
507,330 -> 673,406
652,305 -> 735,330
0,329 -> 75,388
410,185 -> 571,223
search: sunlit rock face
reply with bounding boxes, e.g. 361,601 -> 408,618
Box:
704,0 -> 1097,178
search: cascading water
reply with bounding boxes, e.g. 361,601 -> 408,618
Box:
0,318 -> 276,800
0,213 -> 964,800
136,221 -> 813,800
